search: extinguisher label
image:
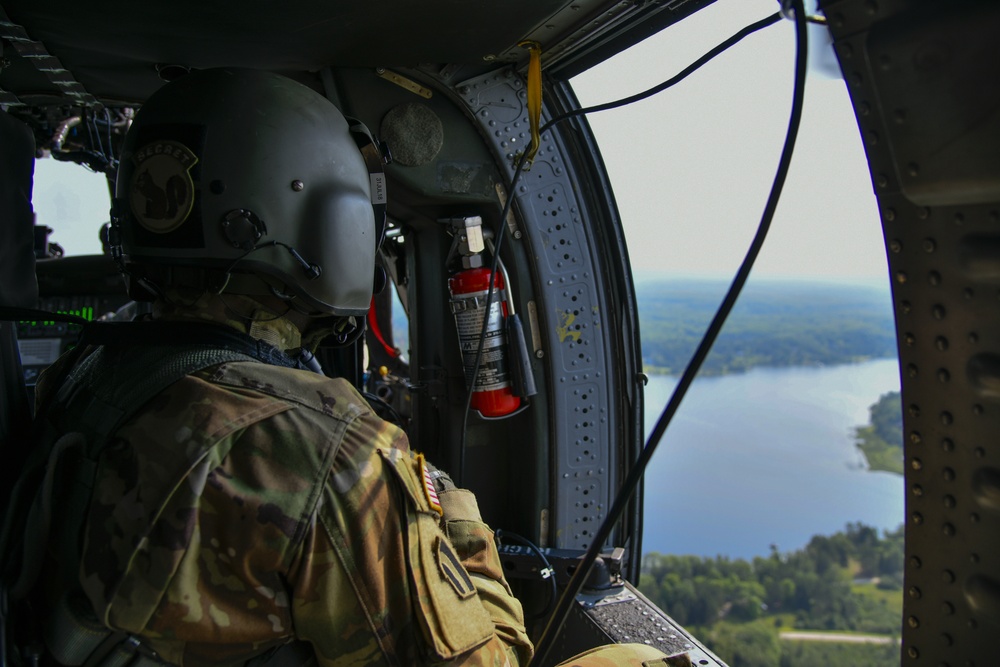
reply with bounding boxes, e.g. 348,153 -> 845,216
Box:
451,289 -> 512,392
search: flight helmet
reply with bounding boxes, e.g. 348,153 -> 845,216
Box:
113,68 -> 387,317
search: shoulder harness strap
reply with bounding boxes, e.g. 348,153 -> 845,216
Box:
3,318 -> 320,667
11,340 -> 259,602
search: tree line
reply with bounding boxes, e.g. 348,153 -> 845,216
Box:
636,279 -> 896,376
640,523 -> 904,666
855,390 -> 903,475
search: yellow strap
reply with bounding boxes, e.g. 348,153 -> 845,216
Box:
519,40 -> 542,166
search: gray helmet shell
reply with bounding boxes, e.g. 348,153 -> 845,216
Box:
115,68 -> 379,316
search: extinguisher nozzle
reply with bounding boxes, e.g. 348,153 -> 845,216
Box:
506,313 -> 537,398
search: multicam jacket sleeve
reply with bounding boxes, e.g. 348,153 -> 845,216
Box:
75,360 -> 531,667
292,407 -> 533,666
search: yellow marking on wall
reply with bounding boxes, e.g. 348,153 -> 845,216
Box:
556,309 -> 582,343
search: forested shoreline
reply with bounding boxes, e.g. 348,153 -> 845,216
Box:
855,391 -> 903,475
640,523 -> 904,666
636,279 -> 896,376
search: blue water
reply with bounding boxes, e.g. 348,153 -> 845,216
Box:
640,359 -> 903,560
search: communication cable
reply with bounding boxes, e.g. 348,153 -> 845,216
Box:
458,37 -> 543,485
458,152 -> 530,485
460,4 -> 805,657
458,12 -> 783,483
541,11 -> 782,133
495,529 -> 558,621
529,2 -> 809,663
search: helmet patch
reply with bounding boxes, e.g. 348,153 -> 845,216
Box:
130,140 -> 198,233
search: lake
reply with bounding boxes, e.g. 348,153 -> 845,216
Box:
639,358 -> 903,560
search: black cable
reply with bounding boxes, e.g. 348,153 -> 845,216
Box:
530,2 -> 809,663
458,13 -> 783,484
362,391 -> 405,426
457,152 -> 530,486
495,529 -> 558,621
104,108 -> 117,171
541,12 -> 781,135
84,108 -> 96,153
89,109 -> 108,167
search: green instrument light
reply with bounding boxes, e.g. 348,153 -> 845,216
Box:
20,306 -> 95,327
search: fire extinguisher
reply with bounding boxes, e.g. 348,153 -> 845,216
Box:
448,265 -> 521,418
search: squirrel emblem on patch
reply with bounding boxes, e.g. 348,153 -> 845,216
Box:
130,140 -> 198,233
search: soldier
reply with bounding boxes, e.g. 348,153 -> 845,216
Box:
25,68 -> 674,667
27,68 -> 532,667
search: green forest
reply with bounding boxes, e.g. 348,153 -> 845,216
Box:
854,391 -> 903,475
639,523 -> 904,666
636,279 -> 896,376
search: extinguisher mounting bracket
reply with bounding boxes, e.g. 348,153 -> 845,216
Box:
446,216 -> 486,257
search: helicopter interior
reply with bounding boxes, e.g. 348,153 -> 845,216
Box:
2,0 -> 999,665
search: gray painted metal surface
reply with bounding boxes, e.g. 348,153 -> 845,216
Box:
457,69 -> 619,551
824,0 -> 1000,663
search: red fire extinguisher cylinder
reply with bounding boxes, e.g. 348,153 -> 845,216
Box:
448,267 -> 521,417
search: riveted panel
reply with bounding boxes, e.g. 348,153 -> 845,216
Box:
824,0 -> 1000,663
456,69 -> 618,550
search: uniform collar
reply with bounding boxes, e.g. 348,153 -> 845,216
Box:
153,290 -> 303,352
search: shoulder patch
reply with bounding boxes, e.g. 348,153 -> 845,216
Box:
435,536 -> 476,599
130,140 -> 198,233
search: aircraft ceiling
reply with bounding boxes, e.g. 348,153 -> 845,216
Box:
0,0 -> 715,107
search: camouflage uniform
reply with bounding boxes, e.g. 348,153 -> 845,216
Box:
37,293 -> 533,667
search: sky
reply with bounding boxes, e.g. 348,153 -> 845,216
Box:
570,0 -> 888,284
33,0 -> 888,284
33,158 -> 110,255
